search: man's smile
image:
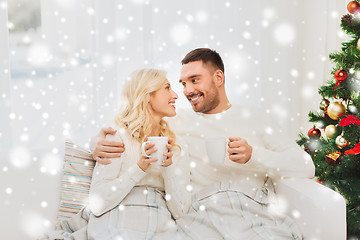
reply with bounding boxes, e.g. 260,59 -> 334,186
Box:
188,93 -> 204,105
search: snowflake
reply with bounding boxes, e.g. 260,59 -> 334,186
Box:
273,23 -> 296,45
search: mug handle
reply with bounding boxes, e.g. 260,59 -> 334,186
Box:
141,141 -> 152,158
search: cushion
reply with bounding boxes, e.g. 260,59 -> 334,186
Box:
56,139 -> 95,223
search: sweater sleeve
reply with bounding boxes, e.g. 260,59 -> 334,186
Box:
247,112 -> 315,179
89,133 -> 147,216
161,137 -> 191,219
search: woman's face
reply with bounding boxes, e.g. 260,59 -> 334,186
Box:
149,80 -> 178,120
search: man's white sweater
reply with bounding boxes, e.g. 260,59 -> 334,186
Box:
166,105 -> 315,195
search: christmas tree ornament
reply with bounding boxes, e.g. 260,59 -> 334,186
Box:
327,101 -> 346,120
348,103 -> 358,113
304,139 -> 321,153
324,124 -> 338,138
334,70 -> 348,94
345,142 -> 360,155
316,179 -> 323,184
347,1 -> 360,14
339,115 -> 360,126
357,38 -> 360,51
320,98 -> 330,111
317,120 -> 326,129
334,69 -> 348,81
308,127 -> 321,138
341,14 -> 353,24
336,135 -> 349,148
325,151 -> 343,166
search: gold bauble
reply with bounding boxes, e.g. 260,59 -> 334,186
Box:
358,38 -> 360,51
327,102 -> 346,120
324,125 -> 337,138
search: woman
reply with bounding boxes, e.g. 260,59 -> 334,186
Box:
87,69 -> 191,239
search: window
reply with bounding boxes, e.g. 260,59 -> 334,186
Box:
8,0 -> 46,80
8,0 -> 41,33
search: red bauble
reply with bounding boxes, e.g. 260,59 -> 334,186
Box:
308,127 -> 321,138
320,98 -> 330,111
334,69 -> 348,82
347,1 -> 360,14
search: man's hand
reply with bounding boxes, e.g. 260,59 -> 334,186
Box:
92,127 -> 125,164
227,137 -> 252,164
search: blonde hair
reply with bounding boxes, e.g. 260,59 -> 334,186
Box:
115,68 -> 178,149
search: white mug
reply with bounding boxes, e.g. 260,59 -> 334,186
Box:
141,136 -> 168,166
205,137 -> 229,165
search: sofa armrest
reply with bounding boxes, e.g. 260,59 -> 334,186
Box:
273,178 -> 346,240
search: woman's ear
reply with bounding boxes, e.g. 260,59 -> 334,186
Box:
214,70 -> 225,87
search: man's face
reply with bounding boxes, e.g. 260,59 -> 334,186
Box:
179,61 -> 220,113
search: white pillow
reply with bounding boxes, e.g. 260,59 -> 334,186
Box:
56,139 -> 95,223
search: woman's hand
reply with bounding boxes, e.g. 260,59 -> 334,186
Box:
162,138 -> 174,167
138,136 -> 158,172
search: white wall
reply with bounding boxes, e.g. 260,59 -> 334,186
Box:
0,2 -> 11,151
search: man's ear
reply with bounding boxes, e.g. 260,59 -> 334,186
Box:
213,70 -> 224,87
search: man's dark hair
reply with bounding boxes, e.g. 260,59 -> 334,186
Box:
181,48 -> 225,74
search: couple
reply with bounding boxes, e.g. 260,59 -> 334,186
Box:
49,48 -> 315,239
88,48 -> 314,239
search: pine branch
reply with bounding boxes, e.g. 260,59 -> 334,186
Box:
319,136 -> 338,154
351,94 -> 360,109
308,111 -> 324,122
341,39 -> 360,52
319,74 -> 359,100
296,133 -> 308,146
343,123 -> 360,144
329,51 -> 360,71
308,110 -> 339,126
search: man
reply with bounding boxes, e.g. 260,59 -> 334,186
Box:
92,48 -> 315,239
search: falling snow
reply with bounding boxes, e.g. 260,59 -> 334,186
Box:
273,23 -> 296,45
0,0 -> 351,239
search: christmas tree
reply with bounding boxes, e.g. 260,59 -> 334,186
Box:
296,1 -> 360,238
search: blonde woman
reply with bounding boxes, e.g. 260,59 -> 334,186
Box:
87,69 -> 191,239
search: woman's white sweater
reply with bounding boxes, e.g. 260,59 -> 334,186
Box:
89,126 -> 191,219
